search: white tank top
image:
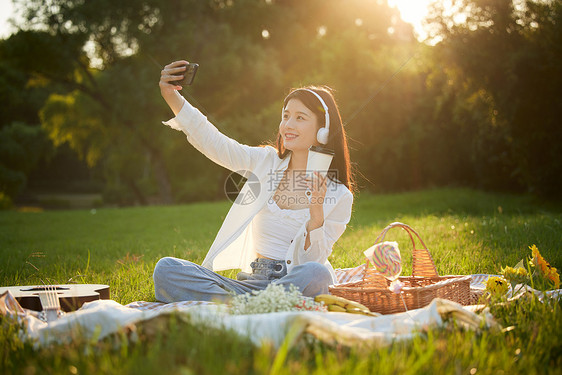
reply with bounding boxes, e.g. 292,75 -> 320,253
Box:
252,199 -> 310,260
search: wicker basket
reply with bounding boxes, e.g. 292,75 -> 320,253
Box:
329,222 -> 472,314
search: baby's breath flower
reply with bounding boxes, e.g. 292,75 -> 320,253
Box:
230,283 -> 326,315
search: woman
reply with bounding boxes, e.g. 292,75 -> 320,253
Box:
153,60 -> 354,303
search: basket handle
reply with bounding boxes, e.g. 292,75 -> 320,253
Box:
369,222 -> 439,278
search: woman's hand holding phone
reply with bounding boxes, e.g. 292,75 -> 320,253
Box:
159,60 -> 189,93
305,171 -> 327,223
159,60 -> 193,116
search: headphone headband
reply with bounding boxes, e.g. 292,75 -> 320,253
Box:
299,89 -> 330,144
299,89 -> 330,130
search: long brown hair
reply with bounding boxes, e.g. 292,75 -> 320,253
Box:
275,85 -> 354,194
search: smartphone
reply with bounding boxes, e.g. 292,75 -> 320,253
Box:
172,62 -> 198,87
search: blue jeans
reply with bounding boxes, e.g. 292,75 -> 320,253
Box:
153,257 -> 332,303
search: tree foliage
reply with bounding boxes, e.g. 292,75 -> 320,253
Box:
0,122 -> 52,197
425,0 -> 562,195
0,0 -> 560,204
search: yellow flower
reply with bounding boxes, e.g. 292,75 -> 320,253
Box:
529,245 -> 560,289
530,244 -> 550,275
546,267 -> 560,288
501,266 -> 528,287
486,276 -> 509,296
502,266 -> 527,278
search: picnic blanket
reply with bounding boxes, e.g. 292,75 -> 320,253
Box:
1,291 -> 495,349
2,273 -> 559,349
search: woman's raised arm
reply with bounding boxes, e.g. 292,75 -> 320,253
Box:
158,60 -> 272,174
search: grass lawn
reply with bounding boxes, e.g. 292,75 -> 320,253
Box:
1,188 -> 561,374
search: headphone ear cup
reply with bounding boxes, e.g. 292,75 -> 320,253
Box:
317,127 -> 329,144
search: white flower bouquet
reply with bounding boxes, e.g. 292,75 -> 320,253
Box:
230,283 -> 327,315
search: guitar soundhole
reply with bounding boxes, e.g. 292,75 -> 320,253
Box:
21,286 -> 70,292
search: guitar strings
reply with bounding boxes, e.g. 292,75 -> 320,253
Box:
44,284 -> 59,310
48,284 -> 53,309
49,284 -> 54,309
52,284 -> 60,309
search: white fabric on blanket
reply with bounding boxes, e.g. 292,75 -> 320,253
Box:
9,294 -> 492,348
4,272 -> 560,349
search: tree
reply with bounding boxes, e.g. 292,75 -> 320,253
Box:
0,122 -> 52,197
5,0 -> 416,203
425,0 -> 562,196
0,38 -> 55,201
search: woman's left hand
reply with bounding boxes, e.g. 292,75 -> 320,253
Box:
305,171 -> 327,219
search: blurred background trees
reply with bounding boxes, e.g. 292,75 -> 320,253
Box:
0,0 -> 560,207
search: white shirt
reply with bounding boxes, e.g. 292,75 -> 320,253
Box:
253,199 -> 310,260
162,97 -> 354,283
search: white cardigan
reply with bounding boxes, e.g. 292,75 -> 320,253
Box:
162,97 -> 354,283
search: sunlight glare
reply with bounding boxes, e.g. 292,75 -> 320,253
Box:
0,0 -> 14,38
387,0 -> 434,41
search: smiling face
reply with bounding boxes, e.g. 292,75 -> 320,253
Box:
280,98 -> 321,153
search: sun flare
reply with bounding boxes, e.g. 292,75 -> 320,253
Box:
387,0 -> 436,40
0,0 -> 14,38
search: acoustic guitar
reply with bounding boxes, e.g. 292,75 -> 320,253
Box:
0,284 -> 110,313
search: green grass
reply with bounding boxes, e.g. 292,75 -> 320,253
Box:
1,188 -> 561,374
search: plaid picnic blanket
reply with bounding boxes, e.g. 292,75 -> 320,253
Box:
1,271 -> 560,349
124,270 -> 493,313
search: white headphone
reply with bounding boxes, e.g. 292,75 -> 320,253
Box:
284,88 -> 330,145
